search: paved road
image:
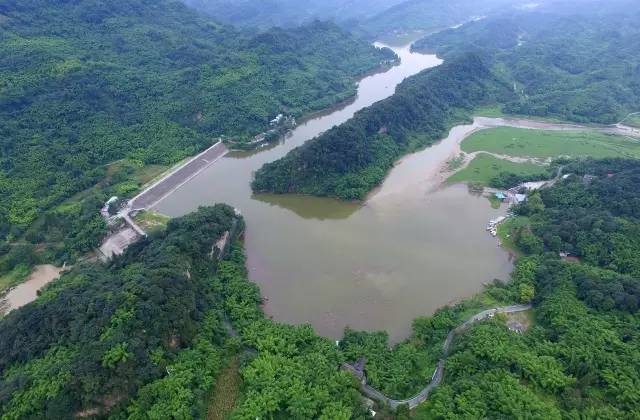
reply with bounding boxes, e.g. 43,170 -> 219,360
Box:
345,304 -> 532,409
130,141 -> 228,211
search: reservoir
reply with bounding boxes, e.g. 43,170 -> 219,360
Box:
156,42 -> 513,342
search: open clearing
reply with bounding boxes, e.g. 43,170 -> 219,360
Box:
461,127 -> 640,159
447,154 -> 547,186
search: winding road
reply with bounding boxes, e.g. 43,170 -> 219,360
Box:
344,304 -> 532,410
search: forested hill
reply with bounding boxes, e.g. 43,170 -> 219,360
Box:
182,0 -> 530,39
360,0 -> 528,37
0,205 -> 245,418
0,0 -> 392,245
252,54 -> 510,199
181,0 -> 406,30
414,1 -> 640,123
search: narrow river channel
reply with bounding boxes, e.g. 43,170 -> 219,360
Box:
156,42 -> 513,342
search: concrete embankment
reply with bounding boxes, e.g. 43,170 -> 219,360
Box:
130,140 -> 228,211
99,141 -> 228,260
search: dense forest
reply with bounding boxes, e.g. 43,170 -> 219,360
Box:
179,0 -> 522,37
5,168 -> 640,418
181,0 -> 406,30
360,0 -> 527,38
414,0 -> 640,124
252,53 -> 510,199
0,0 -> 392,263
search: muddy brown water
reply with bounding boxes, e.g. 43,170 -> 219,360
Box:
1,265 -> 63,315
155,43 -> 513,342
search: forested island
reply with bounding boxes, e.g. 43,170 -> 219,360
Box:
0,0 -> 393,288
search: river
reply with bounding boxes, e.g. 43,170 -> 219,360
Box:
155,42 -> 513,342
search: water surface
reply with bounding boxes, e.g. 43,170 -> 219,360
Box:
156,43 -> 512,342
1,265 -> 63,315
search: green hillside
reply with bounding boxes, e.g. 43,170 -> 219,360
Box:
361,0 -> 527,37
414,1 -> 640,124
182,0 -> 406,30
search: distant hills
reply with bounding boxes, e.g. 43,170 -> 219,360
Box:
181,0 -> 530,36
180,0 -> 407,30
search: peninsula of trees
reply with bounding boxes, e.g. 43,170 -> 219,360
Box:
252,54 -> 509,199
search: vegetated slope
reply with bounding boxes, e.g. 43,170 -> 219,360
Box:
414,1 -> 640,123
181,0 -> 406,30
0,205 -> 367,418
252,53 -> 510,200
416,159 -> 640,418
0,0 -> 392,257
360,0 -> 528,37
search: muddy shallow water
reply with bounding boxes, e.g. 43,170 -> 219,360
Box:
1,265 -> 63,315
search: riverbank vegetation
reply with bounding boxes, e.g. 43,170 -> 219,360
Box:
414,0 -> 640,124
252,53 -> 511,199
622,114 -> 640,128
0,0 -> 393,264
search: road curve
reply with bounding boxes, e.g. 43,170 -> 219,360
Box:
344,304 -> 533,410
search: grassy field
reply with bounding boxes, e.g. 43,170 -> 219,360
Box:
447,154 -> 547,186
207,357 -> 241,420
461,127 -> 640,160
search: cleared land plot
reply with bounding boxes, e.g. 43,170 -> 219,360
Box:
447,154 -> 547,186
461,127 -> 640,159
